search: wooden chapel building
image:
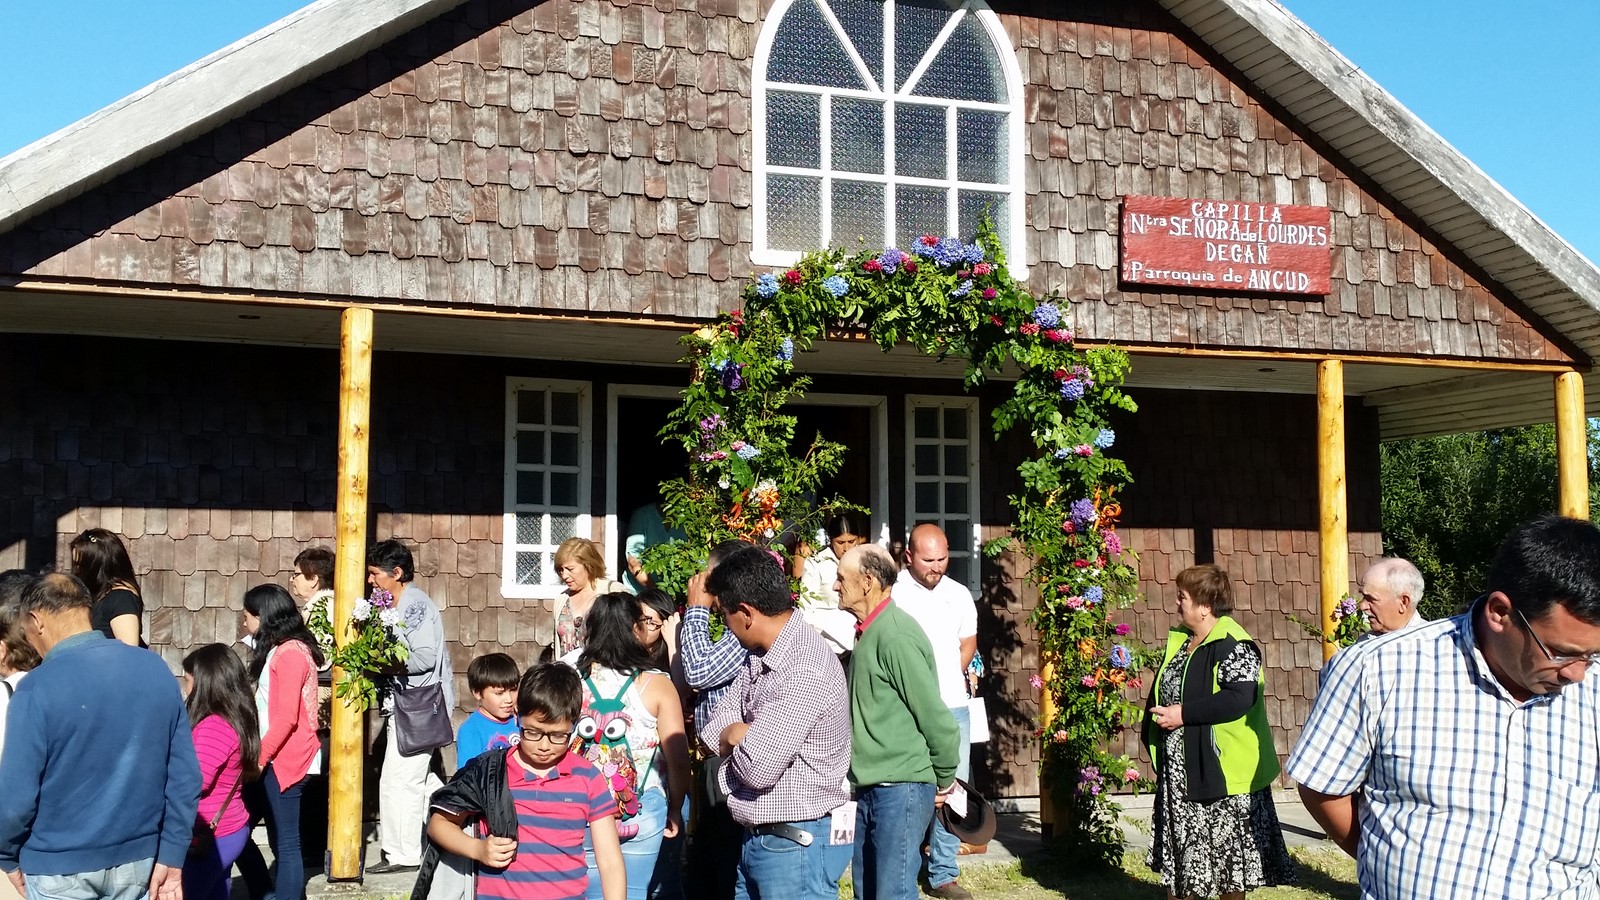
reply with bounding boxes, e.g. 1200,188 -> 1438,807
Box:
2,0 -> 1598,872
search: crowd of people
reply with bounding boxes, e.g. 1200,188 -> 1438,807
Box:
2,515 -> 1599,900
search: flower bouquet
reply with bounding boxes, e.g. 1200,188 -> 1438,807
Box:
328,587 -> 410,711
1289,594 -> 1368,649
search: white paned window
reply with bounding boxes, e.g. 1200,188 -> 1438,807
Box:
753,0 -> 1025,271
503,379 -> 591,599
906,395 -> 981,591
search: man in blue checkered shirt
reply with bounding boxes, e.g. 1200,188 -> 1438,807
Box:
1289,516 -> 1600,899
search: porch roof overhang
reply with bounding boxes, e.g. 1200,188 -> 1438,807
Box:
3,284 -> 1588,441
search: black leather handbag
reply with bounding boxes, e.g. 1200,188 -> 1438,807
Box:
392,681 -> 453,756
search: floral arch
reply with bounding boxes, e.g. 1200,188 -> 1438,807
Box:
641,225 -> 1150,858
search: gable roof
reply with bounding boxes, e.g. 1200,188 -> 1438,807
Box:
1,0 -> 1596,437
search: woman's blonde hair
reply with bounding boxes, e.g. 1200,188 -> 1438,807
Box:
554,538 -> 607,583
1175,564 -> 1235,616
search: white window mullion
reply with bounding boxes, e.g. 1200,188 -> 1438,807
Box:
899,7 -> 966,98
821,93 -> 833,246
945,104 -> 959,236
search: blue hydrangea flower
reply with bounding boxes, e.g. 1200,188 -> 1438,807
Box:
962,243 -> 986,265
1094,428 -> 1116,449
755,273 -> 779,299
1109,643 -> 1132,669
951,281 -> 973,298
735,444 -> 761,460
708,358 -> 729,372
823,275 -> 849,297
1060,379 -> 1086,401
1032,302 -> 1062,329
877,248 -> 907,274
776,337 -> 795,362
1084,586 -> 1105,605
1053,448 -> 1070,460
1070,498 -> 1096,528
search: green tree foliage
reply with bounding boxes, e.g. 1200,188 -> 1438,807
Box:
1378,423 -> 1600,621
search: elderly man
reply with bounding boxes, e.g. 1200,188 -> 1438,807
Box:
1356,557 -> 1428,639
893,524 -> 978,899
0,573 -> 199,900
700,545 -> 853,900
1290,516 -> 1600,899
838,544 -> 959,900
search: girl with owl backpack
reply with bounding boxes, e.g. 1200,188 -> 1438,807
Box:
571,593 -> 690,900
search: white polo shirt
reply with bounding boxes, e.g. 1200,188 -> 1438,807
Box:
892,570 -> 978,708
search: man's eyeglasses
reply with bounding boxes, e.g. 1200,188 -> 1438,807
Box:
1512,605 -> 1600,667
520,728 -> 574,745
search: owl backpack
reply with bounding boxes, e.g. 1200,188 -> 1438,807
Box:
577,671 -> 658,840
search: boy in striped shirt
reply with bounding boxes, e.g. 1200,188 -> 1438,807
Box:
414,663 -> 624,900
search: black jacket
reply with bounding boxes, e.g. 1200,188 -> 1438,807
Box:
1143,633 -> 1260,803
409,749 -> 519,900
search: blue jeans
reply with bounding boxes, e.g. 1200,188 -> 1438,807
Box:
925,705 -> 971,889
586,786 -> 668,900
853,783 -> 935,900
733,814 -> 849,900
262,764 -> 307,900
25,858 -> 153,900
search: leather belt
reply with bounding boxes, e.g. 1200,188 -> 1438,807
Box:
749,822 -> 814,847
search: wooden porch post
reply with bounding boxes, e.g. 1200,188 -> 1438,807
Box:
329,307 -> 374,881
1316,360 -> 1348,662
1037,655 -> 1063,839
1556,371 -> 1589,520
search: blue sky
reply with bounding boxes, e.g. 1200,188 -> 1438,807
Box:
1,0 -> 1595,262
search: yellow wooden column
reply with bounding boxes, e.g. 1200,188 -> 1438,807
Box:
1556,371 -> 1589,520
1038,655 -> 1062,839
1317,360 -> 1348,662
329,307 -> 374,881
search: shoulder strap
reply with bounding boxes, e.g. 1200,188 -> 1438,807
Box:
209,771 -> 244,832
584,671 -> 639,703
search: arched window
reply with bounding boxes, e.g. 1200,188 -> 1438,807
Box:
752,0 -> 1025,271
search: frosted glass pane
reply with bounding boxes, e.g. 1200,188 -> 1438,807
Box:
550,514 -> 577,544
516,390 -> 545,425
894,0 -> 953,90
827,0 -> 884,88
943,407 -> 967,438
767,174 -> 823,251
831,98 -> 884,174
551,391 -> 580,426
912,14 -> 1007,102
914,443 -> 939,475
516,432 -> 545,465
515,514 -> 542,545
958,190 -> 1008,244
516,552 -> 542,585
766,0 -> 867,89
831,180 -> 886,248
915,481 -> 939,514
914,407 -> 939,438
957,109 -> 1007,184
551,431 -> 580,467
517,472 -> 545,505
768,91 -> 822,169
550,472 -> 579,508
894,103 -> 946,179
944,482 -> 968,515
895,185 -> 947,248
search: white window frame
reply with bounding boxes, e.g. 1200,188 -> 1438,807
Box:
750,0 -> 1028,276
604,385 -> 893,567
904,394 -> 982,592
502,377 -> 593,601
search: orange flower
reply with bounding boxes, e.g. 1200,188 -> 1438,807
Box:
1077,638 -> 1097,658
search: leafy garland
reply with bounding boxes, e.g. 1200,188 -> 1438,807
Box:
640,222 -> 1150,860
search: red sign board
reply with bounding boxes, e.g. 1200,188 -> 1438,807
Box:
1119,195 -> 1332,295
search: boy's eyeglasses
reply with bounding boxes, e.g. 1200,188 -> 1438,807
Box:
520,728 -> 574,744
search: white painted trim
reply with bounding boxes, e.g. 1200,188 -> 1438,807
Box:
502,376 -> 593,601
751,0 -> 1027,274
0,0 -> 472,233
903,394 -> 983,592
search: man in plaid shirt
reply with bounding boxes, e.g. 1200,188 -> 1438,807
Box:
1290,516 -> 1600,899
701,545 -> 853,900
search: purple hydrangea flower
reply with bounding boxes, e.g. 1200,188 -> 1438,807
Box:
755,273 -> 779,299
1060,379 -> 1086,401
877,248 -> 908,274
1094,428 -> 1115,449
1070,498 -> 1097,528
823,275 -> 849,297
722,363 -> 744,391
1032,302 -> 1062,329
962,243 -> 986,265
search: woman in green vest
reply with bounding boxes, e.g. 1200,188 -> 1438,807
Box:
1145,565 -> 1294,899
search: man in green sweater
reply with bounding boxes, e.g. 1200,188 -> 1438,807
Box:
835,544 -> 959,900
